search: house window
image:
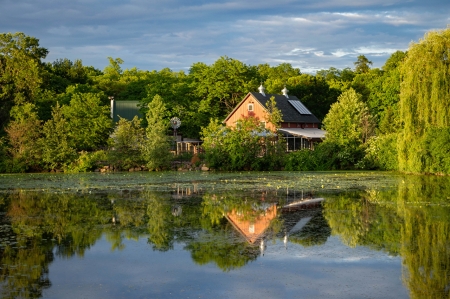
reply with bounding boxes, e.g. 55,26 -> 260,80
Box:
260,121 -> 266,128
248,104 -> 254,111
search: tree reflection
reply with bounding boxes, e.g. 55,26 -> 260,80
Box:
0,191 -> 111,298
287,211 -> 331,247
396,176 -> 450,299
322,175 -> 450,298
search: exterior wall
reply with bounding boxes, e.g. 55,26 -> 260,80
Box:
224,94 -> 276,131
280,122 -> 318,129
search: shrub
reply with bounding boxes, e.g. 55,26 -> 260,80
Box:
66,150 -> 108,173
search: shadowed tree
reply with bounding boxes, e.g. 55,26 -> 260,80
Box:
354,55 -> 373,74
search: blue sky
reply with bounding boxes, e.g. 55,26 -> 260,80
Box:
1,0 -> 449,73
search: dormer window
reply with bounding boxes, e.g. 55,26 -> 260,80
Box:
248,103 -> 254,111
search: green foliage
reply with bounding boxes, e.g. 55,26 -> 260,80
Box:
111,116 -> 145,154
423,127 -> 450,174
201,117 -> 285,171
323,88 -> 374,146
398,28 -> 450,173
288,74 -> 340,121
359,134 -> 399,170
354,54 -> 373,74
190,56 -> 259,117
0,137 -> 11,173
62,92 -> 112,151
0,32 -> 48,129
66,150 -> 108,173
5,103 -> 42,171
200,119 -> 231,169
40,104 -> 77,170
44,58 -> 90,94
284,142 -> 364,171
142,95 -> 172,170
264,96 -> 283,129
258,63 -> 301,93
321,87 -> 375,170
107,116 -> 146,170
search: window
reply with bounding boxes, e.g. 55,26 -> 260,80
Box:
260,121 -> 266,128
248,103 -> 254,111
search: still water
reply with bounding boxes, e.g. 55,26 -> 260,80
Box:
0,171 -> 449,298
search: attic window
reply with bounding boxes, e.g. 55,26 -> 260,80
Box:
248,103 -> 254,111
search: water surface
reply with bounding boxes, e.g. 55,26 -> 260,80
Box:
0,171 -> 448,298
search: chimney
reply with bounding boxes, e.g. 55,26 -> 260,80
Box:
109,96 -> 114,119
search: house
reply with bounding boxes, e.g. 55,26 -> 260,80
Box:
224,85 -> 326,151
110,98 -> 142,123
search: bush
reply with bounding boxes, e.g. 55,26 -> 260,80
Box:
359,134 -> 398,170
284,141 -> 364,171
201,118 -> 286,171
66,150 -> 108,173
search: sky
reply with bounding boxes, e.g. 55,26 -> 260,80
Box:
1,0 -> 449,73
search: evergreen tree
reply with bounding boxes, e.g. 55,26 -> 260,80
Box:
40,104 -> 77,170
142,95 -> 172,170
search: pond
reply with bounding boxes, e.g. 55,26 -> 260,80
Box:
0,171 -> 449,298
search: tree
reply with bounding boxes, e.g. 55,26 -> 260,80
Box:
94,57 -> 126,98
264,96 -> 283,130
109,116 -> 146,169
321,88 -> 375,169
201,116 -> 285,171
288,74 -> 340,121
111,116 -> 145,155
0,32 -> 48,129
354,55 -> 372,74
141,95 -> 172,170
398,27 -> 450,173
5,103 -> 42,171
62,92 -> 112,151
323,88 -> 374,146
258,63 -> 301,94
190,56 -> 259,117
40,104 -> 77,170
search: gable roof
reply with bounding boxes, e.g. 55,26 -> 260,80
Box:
224,92 -> 321,124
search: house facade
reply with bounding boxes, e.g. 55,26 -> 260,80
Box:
224,85 -> 326,151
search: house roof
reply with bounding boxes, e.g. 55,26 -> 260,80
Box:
224,92 -> 321,124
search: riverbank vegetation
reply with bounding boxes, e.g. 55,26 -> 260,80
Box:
0,27 -> 449,174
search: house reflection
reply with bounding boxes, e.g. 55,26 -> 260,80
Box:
225,203 -> 277,245
223,194 -> 328,252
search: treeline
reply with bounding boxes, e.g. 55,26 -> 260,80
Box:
0,28 -> 449,174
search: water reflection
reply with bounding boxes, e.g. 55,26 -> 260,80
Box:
0,174 -> 449,298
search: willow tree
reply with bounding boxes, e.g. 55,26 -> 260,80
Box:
399,27 -> 450,173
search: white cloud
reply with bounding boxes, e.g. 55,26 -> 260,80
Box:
1,0 -> 449,72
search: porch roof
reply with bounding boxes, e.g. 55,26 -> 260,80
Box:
278,128 -> 326,139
